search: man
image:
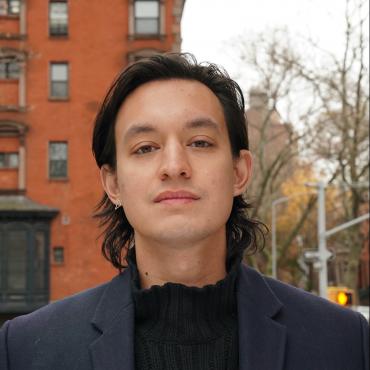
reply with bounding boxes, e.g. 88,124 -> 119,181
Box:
0,54 -> 368,370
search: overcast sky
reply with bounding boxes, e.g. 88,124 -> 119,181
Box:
181,0 -> 368,92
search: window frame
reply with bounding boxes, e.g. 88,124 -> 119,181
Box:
48,0 -> 69,37
0,152 -> 19,169
48,141 -> 68,180
49,62 -> 69,100
134,0 -> 160,36
0,60 -> 20,80
52,246 -> 64,265
0,0 -> 20,16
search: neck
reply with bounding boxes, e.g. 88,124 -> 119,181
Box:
134,228 -> 227,289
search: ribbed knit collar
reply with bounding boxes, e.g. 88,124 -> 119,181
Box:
128,248 -> 240,344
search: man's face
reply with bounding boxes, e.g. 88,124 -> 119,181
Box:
103,79 -> 251,247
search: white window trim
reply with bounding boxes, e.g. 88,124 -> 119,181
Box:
49,62 -> 69,100
48,0 -> 69,38
128,0 -> 165,39
48,141 -> 69,180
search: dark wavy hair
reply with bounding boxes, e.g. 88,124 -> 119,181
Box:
92,53 -> 266,270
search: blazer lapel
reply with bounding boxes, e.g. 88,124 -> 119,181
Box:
89,269 -> 135,370
237,264 -> 287,370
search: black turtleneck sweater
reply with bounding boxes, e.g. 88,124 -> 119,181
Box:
129,251 -> 239,370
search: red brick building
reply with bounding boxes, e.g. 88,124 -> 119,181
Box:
246,87 -> 297,216
0,0 -> 185,321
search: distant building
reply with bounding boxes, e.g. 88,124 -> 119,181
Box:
0,0 -> 185,322
246,87 -> 297,215
246,87 -> 296,170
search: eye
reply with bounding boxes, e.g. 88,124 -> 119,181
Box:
134,145 -> 158,155
190,140 -> 213,148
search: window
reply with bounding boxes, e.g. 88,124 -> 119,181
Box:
0,152 -> 19,168
134,0 -> 159,35
49,142 -> 68,179
5,230 -> 28,291
49,1 -> 68,36
50,62 -> 69,99
0,61 -> 20,79
52,246 -> 64,264
0,0 -> 20,15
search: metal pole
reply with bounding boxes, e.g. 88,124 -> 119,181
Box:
317,182 -> 328,299
325,213 -> 370,238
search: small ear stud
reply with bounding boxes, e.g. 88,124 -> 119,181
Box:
114,200 -> 122,210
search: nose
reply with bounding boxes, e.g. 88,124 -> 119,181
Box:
158,141 -> 191,180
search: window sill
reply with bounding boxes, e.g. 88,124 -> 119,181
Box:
49,34 -> 69,39
0,105 -> 26,112
0,189 -> 25,195
0,32 -> 26,40
128,33 -> 166,41
0,78 -> 19,83
48,97 -> 70,102
48,178 -> 69,182
51,262 -> 65,267
0,14 -> 20,20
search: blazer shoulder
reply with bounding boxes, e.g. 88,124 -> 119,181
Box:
262,272 -> 369,343
2,282 -> 107,352
0,270 -> 134,370
0,276 -> 122,370
12,280 -> 109,327
265,274 -> 359,317
239,265 -> 368,369
263,273 -> 369,369
239,264 -> 367,329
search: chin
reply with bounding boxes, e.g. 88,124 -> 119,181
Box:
151,223 -> 221,245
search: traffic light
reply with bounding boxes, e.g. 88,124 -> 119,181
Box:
327,287 -> 355,307
336,291 -> 353,306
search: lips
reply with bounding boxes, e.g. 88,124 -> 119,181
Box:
154,190 -> 200,203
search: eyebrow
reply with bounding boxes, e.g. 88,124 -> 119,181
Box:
123,117 -> 221,142
184,118 -> 221,132
123,123 -> 156,142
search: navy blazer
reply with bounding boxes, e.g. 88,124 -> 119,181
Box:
1,264 -> 369,370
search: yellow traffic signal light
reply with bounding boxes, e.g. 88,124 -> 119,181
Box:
336,291 -> 351,306
327,287 -> 355,307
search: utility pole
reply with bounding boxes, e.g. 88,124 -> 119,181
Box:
304,182 -> 369,299
304,182 -> 332,299
273,182 -> 369,299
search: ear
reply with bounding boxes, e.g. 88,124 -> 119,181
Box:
233,149 -> 252,196
100,165 -> 121,204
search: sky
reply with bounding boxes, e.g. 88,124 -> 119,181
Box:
181,0 -> 367,94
